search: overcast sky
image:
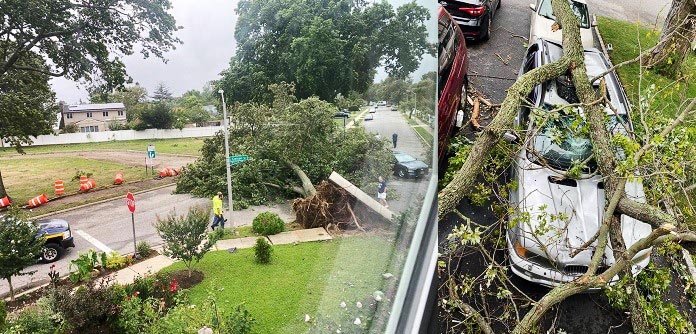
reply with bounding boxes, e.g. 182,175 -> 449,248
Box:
51,0 -> 436,104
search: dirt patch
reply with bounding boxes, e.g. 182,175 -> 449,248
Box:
163,269 -> 204,289
0,150 -> 196,169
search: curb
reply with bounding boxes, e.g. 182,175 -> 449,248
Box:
31,182 -> 177,219
346,107 -> 371,129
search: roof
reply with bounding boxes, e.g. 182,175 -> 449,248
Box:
67,103 -> 125,112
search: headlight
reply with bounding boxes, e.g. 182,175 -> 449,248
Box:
63,230 -> 71,239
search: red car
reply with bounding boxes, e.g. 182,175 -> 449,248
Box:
437,6 -> 469,164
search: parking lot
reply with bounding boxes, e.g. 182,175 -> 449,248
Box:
437,0 -> 670,332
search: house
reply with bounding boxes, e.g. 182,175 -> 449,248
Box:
61,102 -> 127,132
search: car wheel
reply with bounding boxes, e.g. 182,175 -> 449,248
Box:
398,169 -> 406,178
480,13 -> 492,41
41,243 -> 62,263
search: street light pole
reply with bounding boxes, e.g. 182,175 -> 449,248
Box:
218,89 -> 234,227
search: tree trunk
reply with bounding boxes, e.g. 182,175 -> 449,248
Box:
642,0 -> 696,76
0,170 -> 7,199
7,277 -> 14,301
285,161 -> 317,197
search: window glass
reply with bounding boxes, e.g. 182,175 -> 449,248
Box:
538,0 -> 590,28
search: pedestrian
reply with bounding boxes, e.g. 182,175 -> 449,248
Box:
211,191 -> 225,230
392,133 -> 398,148
377,176 -> 388,208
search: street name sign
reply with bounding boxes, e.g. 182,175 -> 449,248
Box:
228,155 -> 249,165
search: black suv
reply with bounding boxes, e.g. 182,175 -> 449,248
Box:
36,218 -> 75,263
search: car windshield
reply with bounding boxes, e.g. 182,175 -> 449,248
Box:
538,0 -> 590,29
395,153 -> 417,163
529,104 -> 628,170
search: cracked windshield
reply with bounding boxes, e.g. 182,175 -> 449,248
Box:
0,0 -> 435,333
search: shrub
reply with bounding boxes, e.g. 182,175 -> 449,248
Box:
61,123 -> 78,133
116,296 -> 163,334
3,306 -> 56,334
155,206 -> 219,277
251,212 -> 285,236
136,240 -> 152,258
0,300 -> 6,331
123,273 -> 179,309
0,213 -> 44,301
49,278 -> 124,332
254,237 -> 272,264
68,249 -> 101,283
106,251 -> 130,270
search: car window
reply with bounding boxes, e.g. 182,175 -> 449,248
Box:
438,13 -> 460,98
395,153 -> 417,163
537,0 -> 590,29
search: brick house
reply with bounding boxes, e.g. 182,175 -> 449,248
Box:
61,102 -> 127,132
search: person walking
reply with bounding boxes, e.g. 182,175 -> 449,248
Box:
377,176 -> 388,208
211,191 -> 225,230
392,133 -> 398,148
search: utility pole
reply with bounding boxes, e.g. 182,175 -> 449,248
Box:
218,89 -> 234,227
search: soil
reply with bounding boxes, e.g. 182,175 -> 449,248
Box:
162,269 -> 204,289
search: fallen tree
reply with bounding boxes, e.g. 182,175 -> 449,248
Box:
439,0 -> 696,332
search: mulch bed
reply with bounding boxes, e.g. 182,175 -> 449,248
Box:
162,269 -> 205,289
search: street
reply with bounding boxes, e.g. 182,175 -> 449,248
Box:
362,106 -> 432,215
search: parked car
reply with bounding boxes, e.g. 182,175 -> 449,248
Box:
334,111 -> 350,118
370,106 -> 377,113
36,218 -> 75,263
529,0 -> 595,48
391,106 -> 397,111
437,6 -> 469,164
505,39 -> 652,288
440,0 -> 501,42
393,152 -> 429,178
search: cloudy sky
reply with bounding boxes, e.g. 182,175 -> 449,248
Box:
51,0 -> 436,104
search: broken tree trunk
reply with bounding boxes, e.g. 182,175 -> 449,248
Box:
642,0 -> 696,77
286,161 -> 317,197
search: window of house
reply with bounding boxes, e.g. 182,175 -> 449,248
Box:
118,110 -> 124,116
66,113 -> 73,119
86,112 -> 93,118
103,111 -> 109,117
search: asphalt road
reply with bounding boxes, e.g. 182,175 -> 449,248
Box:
0,185 -> 208,297
439,0 -> 669,332
362,106 -> 432,215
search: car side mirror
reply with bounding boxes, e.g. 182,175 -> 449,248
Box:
529,3 -> 536,11
503,131 -> 519,143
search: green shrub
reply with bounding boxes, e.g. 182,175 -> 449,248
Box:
3,307 -> 56,334
105,251 -> 130,270
68,249 -> 101,283
116,296 -> 163,334
136,241 -> 152,258
50,278 -> 124,331
254,238 -> 272,264
251,212 -> 285,236
123,273 -> 180,309
0,300 -> 6,331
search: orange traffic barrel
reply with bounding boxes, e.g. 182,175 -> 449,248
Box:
167,168 -> 178,176
159,168 -> 169,177
114,172 -> 124,185
0,196 -> 11,208
28,194 -> 48,208
79,175 -> 88,185
54,179 -> 65,196
80,179 -> 96,192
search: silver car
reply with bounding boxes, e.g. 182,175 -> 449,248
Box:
505,39 -> 652,288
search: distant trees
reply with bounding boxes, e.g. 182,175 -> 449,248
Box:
216,0 -> 431,103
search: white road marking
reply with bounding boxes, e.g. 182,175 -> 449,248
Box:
75,230 -> 113,253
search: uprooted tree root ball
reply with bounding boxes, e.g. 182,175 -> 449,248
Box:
293,181 -> 368,232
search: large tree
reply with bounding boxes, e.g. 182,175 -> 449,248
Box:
176,83 -> 392,206
438,0 -> 696,333
216,0 -> 431,103
643,0 -> 696,76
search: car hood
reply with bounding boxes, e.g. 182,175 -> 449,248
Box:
531,16 -> 594,49
516,160 -> 652,266
36,218 -> 70,236
400,160 -> 429,170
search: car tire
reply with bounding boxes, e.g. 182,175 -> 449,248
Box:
480,13 -> 492,41
41,243 -> 63,263
398,169 -> 406,178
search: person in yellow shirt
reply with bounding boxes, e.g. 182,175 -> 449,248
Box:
211,191 -> 225,229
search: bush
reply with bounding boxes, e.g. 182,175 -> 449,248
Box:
251,212 -> 285,236
123,273 -> 179,309
136,241 -> 152,258
155,206 -> 219,277
61,123 -> 78,133
49,278 -> 124,332
105,251 -> 131,270
254,238 -> 272,264
3,306 -> 55,334
0,300 -> 6,331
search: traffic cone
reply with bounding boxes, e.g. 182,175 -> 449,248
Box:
54,179 -> 65,196
0,196 -> 11,208
27,194 -> 48,208
114,172 -> 124,185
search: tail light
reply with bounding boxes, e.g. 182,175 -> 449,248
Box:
460,6 -> 485,17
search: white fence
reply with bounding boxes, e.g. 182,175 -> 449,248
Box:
1,127 -> 220,147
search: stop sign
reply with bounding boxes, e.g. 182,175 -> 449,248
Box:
126,192 -> 135,213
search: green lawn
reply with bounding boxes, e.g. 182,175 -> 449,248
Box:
598,16 -> 696,120
413,126 -> 433,147
218,223 -> 303,240
1,156 -> 148,204
161,235 -> 395,334
0,138 -> 206,157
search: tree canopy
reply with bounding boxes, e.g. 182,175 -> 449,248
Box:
216,0 -> 431,103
